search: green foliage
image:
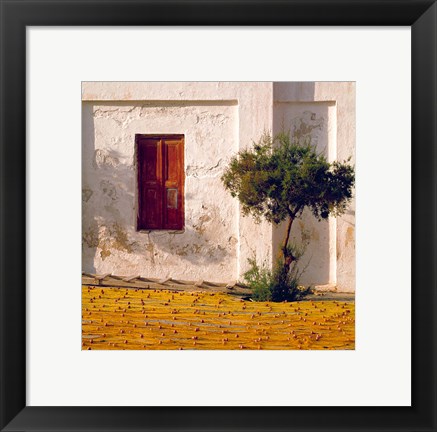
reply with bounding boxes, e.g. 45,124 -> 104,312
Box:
224,130 -> 354,302
243,256 -> 311,302
243,258 -> 273,301
221,131 -> 355,223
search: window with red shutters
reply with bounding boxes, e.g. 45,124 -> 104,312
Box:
136,134 -> 184,231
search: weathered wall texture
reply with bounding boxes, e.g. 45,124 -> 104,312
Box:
83,102 -> 239,281
82,82 -> 355,291
82,82 -> 273,283
272,82 -> 356,292
272,102 -> 337,286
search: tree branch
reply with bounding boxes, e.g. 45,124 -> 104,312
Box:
289,204 -> 302,219
282,216 -> 293,252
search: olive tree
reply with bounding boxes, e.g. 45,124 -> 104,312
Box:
221,132 -> 355,285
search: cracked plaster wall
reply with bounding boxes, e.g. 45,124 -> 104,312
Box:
82,82 -> 354,291
82,101 -> 240,281
82,82 -> 274,283
273,82 -> 356,292
272,102 -> 337,287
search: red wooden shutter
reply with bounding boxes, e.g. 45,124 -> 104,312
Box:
137,137 -> 163,230
137,135 -> 184,231
163,137 -> 184,230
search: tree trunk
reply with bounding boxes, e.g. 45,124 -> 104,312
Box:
282,215 -> 295,275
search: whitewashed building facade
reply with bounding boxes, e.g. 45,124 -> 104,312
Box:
82,82 -> 355,292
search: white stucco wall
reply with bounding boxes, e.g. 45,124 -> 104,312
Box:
82,82 -> 355,291
272,102 -> 337,286
272,82 -> 356,292
82,82 -> 273,283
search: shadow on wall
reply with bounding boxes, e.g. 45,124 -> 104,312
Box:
272,216 -> 330,286
82,103 -> 137,274
81,102 -> 235,277
82,170 -> 138,273
82,102 -> 97,274
271,83 -> 332,286
82,178 -> 233,275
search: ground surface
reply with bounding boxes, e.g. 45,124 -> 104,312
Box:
82,286 -> 355,350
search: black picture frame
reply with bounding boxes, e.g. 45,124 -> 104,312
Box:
1,1 -> 436,431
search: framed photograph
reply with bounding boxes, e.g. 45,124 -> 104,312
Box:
1,0 -> 436,431
81,80 -> 357,353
